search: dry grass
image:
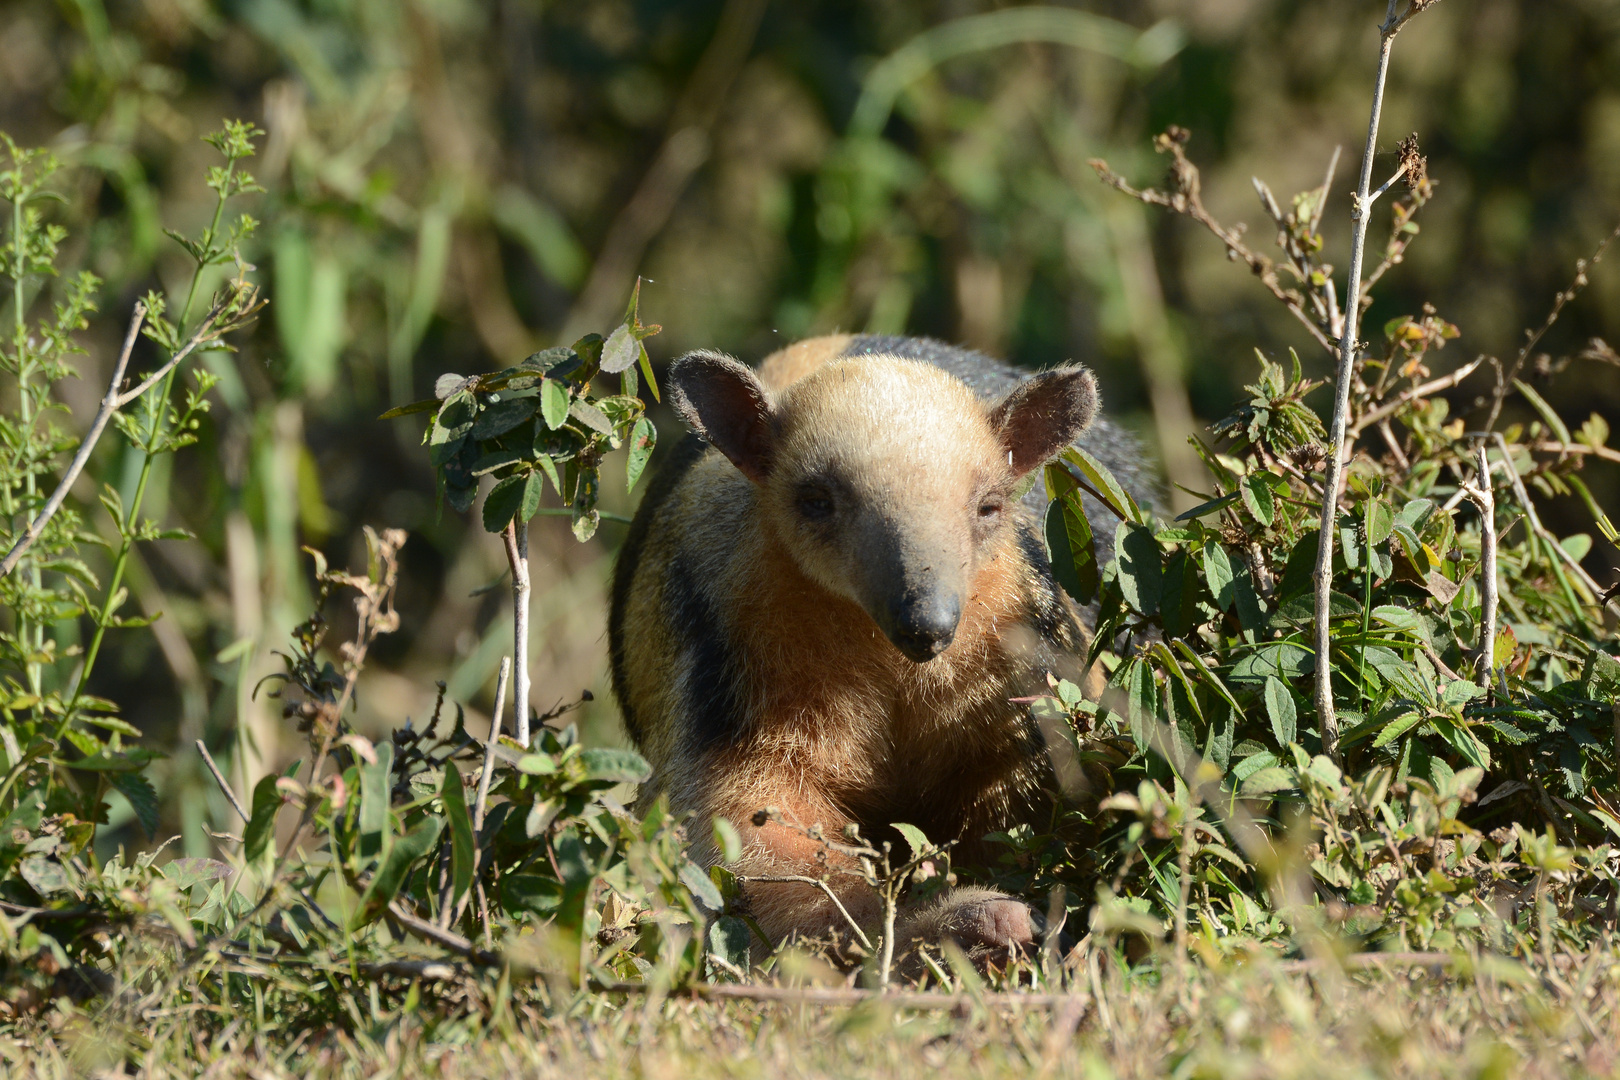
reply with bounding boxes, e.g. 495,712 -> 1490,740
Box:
7,950 -> 1620,1079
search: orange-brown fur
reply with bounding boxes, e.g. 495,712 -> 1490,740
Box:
611,336 -> 1096,956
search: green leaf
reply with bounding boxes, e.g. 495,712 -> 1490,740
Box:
1160,551 -> 1199,638
471,396 -> 537,440
1060,446 -> 1144,524
713,817 -> 743,863
1263,676 -> 1297,747
110,771 -> 160,838
1364,499 -> 1394,546
521,470 -> 547,522
359,740 -> 395,862
379,397 -> 441,420
577,747 -> 651,785
540,378 -> 570,430
1203,543 -> 1235,610
502,874 -> 563,916
601,323 -> 640,373
1434,716 -> 1491,771
534,453 -> 561,496
1230,642 -> 1312,681
243,774 -> 283,863
441,761 -> 476,913
626,417 -> 657,493
569,399 -> 613,435
709,916 -> 752,972
891,822 -> 933,862
470,448 -> 525,476
1175,492 -> 1240,521
354,818 -> 444,928
1044,495 -> 1098,605
1241,474 -> 1275,527
482,474 -> 526,533
1115,521 -> 1161,616
1513,378 -> 1573,445
1171,638 -> 1249,722
680,861 -> 724,910
1371,605 -> 1422,633
1371,711 -> 1423,748
1241,767 -> 1295,795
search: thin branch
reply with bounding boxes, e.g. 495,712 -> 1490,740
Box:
1313,0 -> 1439,759
1364,162 -> 1408,209
741,874 -> 875,952
1463,441 -> 1499,688
502,520 -> 532,747
473,657 -> 511,832
1348,355 -> 1486,437
385,898 -> 499,964
1,303 -> 146,578
112,293 -> 230,408
1090,140 -> 1337,355
1485,221 -> 1620,431
196,739 -> 250,824
1489,433 -> 1620,620
1525,440 -> 1620,466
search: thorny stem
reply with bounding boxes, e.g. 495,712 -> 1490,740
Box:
502,521 -> 532,746
1313,0 -> 1437,759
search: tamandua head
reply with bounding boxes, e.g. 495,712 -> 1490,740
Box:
668,351 -> 1097,663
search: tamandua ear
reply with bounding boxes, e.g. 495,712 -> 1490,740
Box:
989,366 -> 1099,477
668,350 -> 779,484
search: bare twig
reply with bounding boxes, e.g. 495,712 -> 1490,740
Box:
1091,140 -> 1337,356
1484,222 -> 1620,431
502,521 -> 533,747
385,898 -> 499,964
1,303 -> 146,578
591,981 -> 1092,1008
741,874 -> 875,953
1349,355 -> 1486,437
1313,0 -> 1440,759
1462,441 -> 1498,687
1526,440 -> 1620,466
473,657 -> 511,833
196,739 -> 250,824
1489,433 -> 1620,620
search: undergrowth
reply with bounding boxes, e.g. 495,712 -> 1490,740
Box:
0,1 -> 1619,1074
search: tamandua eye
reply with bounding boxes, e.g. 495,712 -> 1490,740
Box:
977,497 -> 1005,519
795,488 -> 834,520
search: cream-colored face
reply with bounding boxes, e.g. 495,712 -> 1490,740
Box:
667,346 -> 1097,664
759,359 -> 1018,662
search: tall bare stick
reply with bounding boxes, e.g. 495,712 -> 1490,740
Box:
473,657 -> 511,833
502,521 -> 532,746
1313,0 -> 1439,758
1464,441 -> 1498,687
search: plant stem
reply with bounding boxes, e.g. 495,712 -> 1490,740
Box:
0,304 -> 147,578
1313,1 -> 1416,760
502,520 -> 532,746
64,160 -> 236,728
1469,441 -> 1498,688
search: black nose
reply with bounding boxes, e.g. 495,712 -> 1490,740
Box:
889,593 -> 961,663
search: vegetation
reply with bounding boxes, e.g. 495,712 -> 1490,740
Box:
0,0 -> 1618,1076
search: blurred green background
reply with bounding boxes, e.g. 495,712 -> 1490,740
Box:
1,0 -> 1616,858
